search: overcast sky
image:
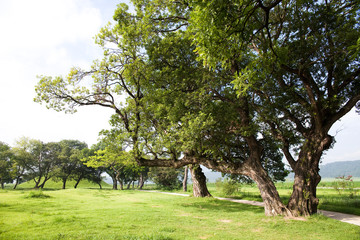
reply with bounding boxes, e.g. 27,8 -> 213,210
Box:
0,0 -> 359,164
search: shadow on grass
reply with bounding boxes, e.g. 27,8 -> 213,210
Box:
181,198 -> 264,214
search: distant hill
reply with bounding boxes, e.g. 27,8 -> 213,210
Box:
319,160 -> 360,178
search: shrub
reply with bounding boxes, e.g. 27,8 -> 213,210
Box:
25,190 -> 51,199
215,178 -> 240,196
332,175 -> 358,198
148,167 -> 182,190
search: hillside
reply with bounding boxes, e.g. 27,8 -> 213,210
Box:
17,179 -> 111,189
319,160 -> 360,178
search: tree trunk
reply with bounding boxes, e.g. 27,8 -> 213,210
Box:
74,177 -> 83,189
39,176 -> 51,189
138,173 -> 145,189
1,181 -> 4,189
62,178 -> 67,189
98,183 -> 102,189
33,177 -> 41,189
287,134 -> 333,216
189,165 -> 212,197
117,177 -> 124,190
127,181 -> 132,189
183,166 -> 189,192
111,175 -> 118,190
13,176 -> 21,189
248,164 -> 291,216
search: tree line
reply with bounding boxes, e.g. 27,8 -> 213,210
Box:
0,137 -> 186,190
34,0 -> 360,217
1,136 -> 203,191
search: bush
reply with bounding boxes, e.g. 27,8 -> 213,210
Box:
215,178 -> 240,196
25,190 -> 51,199
148,167 -> 182,190
332,175 -> 358,198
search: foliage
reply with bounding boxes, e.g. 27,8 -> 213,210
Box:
53,140 -> 88,188
0,142 -> 14,188
83,132 -> 144,190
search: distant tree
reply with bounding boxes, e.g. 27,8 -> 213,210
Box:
54,140 -> 88,189
12,137 -> 34,189
0,142 -> 13,189
83,132 -> 143,190
14,138 -> 60,189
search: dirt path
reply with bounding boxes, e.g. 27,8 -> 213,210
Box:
140,190 -> 360,226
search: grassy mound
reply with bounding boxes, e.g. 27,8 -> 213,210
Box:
17,179 -> 111,190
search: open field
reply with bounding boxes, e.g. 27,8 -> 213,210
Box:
144,179 -> 360,216
1,188 -> 360,240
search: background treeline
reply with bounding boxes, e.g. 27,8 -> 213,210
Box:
0,138 -> 185,190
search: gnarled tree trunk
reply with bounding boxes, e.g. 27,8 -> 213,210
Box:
190,165 -> 211,197
247,163 -> 291,216
287,134 -> 333,216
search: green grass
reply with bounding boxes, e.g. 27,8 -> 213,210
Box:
150,180 -> 360,216
0,189 -> 359,240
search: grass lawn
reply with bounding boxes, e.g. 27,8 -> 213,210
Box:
150,180 -> 360,216
1,189 -> 360,240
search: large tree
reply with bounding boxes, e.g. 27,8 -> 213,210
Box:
34,1 -> 290,215
188,0 -> 360,215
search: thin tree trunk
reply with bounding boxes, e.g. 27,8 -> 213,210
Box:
183,166 -> 189,192
127,181 -> 132,189
74,177 -> 83,189
62,178 -> 67,189
189,165 -> 211,197
34,177 -> 41,189
13,176 -> 21,189
138,173 -> 145,189
1,181 -> 4,189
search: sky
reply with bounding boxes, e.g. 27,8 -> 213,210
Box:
0,0 -> 359,164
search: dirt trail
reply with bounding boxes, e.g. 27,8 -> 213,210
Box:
140,190 -> 360,226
